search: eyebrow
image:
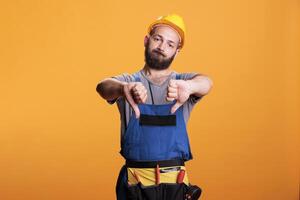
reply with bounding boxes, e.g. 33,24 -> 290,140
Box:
153,34 -> 176,44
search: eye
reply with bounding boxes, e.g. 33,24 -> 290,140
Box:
152,36 -> 161,41
168,44 -> 174,48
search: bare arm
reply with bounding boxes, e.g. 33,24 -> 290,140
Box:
96,77 -> 148,118
96,78 -> 127,101
186,74 -> 213,97
167,74 -> 213,113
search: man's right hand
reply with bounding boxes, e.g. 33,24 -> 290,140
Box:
122,82 -> 147,118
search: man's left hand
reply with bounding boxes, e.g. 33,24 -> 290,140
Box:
166,79 -> 192,114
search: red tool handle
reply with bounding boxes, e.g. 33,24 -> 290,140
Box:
155,164 -> 160,184
177,169 -> 185,183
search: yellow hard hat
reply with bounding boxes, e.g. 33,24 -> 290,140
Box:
147,14 -> 186,49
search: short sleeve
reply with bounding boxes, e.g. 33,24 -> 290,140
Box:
179,72 -> 204,105
106,73 -> 135,105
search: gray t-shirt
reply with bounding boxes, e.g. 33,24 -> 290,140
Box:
107,69 -> 204,139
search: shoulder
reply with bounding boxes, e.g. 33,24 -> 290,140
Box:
111,70 -> 142,82
106,70 -> 141,105
173,71 -> 204,80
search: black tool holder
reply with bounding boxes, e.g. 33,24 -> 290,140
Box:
125,182 -> 201,200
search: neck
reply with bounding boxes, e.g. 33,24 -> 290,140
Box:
142,64 -> 173,78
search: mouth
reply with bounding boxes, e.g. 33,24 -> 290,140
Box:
153,50 -> 165,57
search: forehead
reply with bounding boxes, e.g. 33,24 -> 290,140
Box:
151,25 -> 180,44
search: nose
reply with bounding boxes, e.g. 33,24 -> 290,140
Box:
157,41 -> 167,52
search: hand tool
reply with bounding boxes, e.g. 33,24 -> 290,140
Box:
176,169 -> 185,183
155,164 -> 160,184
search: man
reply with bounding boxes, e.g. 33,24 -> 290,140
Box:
96,14 -> 213,200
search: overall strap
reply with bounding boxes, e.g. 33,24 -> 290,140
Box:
147,81 -> 155,105
123,73 -> 140,133
135,72 -> 154,105
120,73 -> 141,153
133,72 -> 155,104
132,73 -> 141,82
168,73 -> 181,105
147,73 -> 181,105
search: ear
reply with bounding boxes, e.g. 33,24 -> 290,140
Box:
144,35 -> 149,47
174,48 -> 180,58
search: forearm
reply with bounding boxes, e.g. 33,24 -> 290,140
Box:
96,78 -> 127,101
186,75 -> 213,97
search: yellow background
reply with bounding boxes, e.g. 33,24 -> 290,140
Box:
0,0 -> 299,200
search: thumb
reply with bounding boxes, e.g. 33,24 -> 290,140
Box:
168,79 -> 177,87
123,86 -> 140,118
170,101 -> 182,114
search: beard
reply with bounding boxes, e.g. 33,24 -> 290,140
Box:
144,43 -> 176,70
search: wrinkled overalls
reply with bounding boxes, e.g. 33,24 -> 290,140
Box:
115,73 -> 201,200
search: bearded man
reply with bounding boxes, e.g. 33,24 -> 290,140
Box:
96,14 -> 213,200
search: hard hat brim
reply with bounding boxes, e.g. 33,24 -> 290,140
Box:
147,19 -> 185,48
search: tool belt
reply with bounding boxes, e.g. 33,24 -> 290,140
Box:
124,159 -> 202,200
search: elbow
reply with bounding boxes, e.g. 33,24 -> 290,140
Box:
96,80 -> 107,98
203,76 -> 213,95
206,76 -> 213,93
196,75 -> 213,96
96,78 -> 120,100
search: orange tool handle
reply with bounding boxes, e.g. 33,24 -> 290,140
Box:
133,170 -> 141,183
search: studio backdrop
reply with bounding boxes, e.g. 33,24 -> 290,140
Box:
0,1 -> 299,200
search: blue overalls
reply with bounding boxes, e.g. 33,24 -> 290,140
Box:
115,73 -> 194,200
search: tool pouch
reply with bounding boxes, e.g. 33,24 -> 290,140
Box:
125,182 -> 202,200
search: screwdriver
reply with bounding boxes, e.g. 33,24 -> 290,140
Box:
155,164 -> 160,185
177,169 -> 185,183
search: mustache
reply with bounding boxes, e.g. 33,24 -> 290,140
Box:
152,49 -> 166,57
